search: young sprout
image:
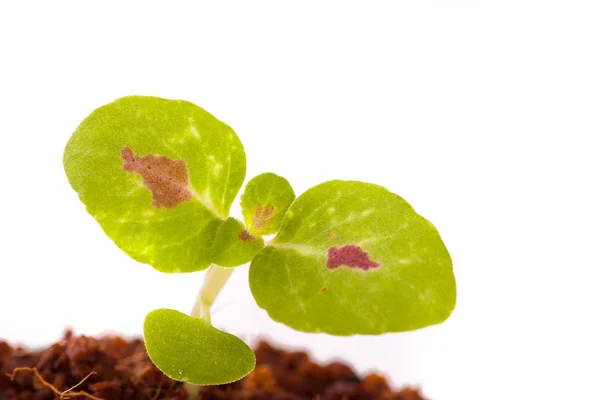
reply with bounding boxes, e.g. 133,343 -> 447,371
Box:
63,96 -> 456,386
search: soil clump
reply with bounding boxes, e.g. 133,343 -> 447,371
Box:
0,332 -> 425,400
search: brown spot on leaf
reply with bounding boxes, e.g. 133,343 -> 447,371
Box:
252,205 -> 275,229
238,229 -> 254,241
321,287 -> 328,292
327,245 -> 380,271
121,147 -> 192,209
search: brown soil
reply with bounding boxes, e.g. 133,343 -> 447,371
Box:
0,332 -> 426,400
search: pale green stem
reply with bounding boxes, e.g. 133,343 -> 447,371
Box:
190,265 -> 233,323
185,383 -> 199,400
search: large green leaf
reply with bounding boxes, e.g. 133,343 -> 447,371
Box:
63,96 -> 246,272
210,218 -> 264,267
144,309 -> 255,385
249,180 -> 456,335
240,173 -> 295,236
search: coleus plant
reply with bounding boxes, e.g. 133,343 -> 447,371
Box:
63,96 -> 456,386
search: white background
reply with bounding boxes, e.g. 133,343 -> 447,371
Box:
1,1 -> 599,399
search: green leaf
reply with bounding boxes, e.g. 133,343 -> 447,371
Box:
63,96 -> 246,273
240,173 -> 295,236
210,217 -> 264,267
249,180 -> 456,335
144,309 -> 255,385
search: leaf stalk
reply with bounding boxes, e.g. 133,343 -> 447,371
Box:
191,265 -> 233,323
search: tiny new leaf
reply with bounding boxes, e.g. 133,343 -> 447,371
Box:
63,96 -> 246,273
240,173 -> 295,236
210,218 -> 265,267
144,309 -> 255,385
249,180 -> 456,335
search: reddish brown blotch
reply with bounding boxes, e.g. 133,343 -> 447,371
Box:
238,229 -> 254,241
252,205 -> 275,229
327,245 -> 380,271
121,147 -> 192,209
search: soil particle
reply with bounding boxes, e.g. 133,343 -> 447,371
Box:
1,333 -> 426,400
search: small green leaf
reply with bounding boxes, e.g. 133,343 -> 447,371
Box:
63,96 -> 246,273
210,218 -> 264,267
249,180 -> 456,335
144,309 -> 255,385
240,173 -> 295,236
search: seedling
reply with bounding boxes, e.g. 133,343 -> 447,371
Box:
63,96 -> 456,386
